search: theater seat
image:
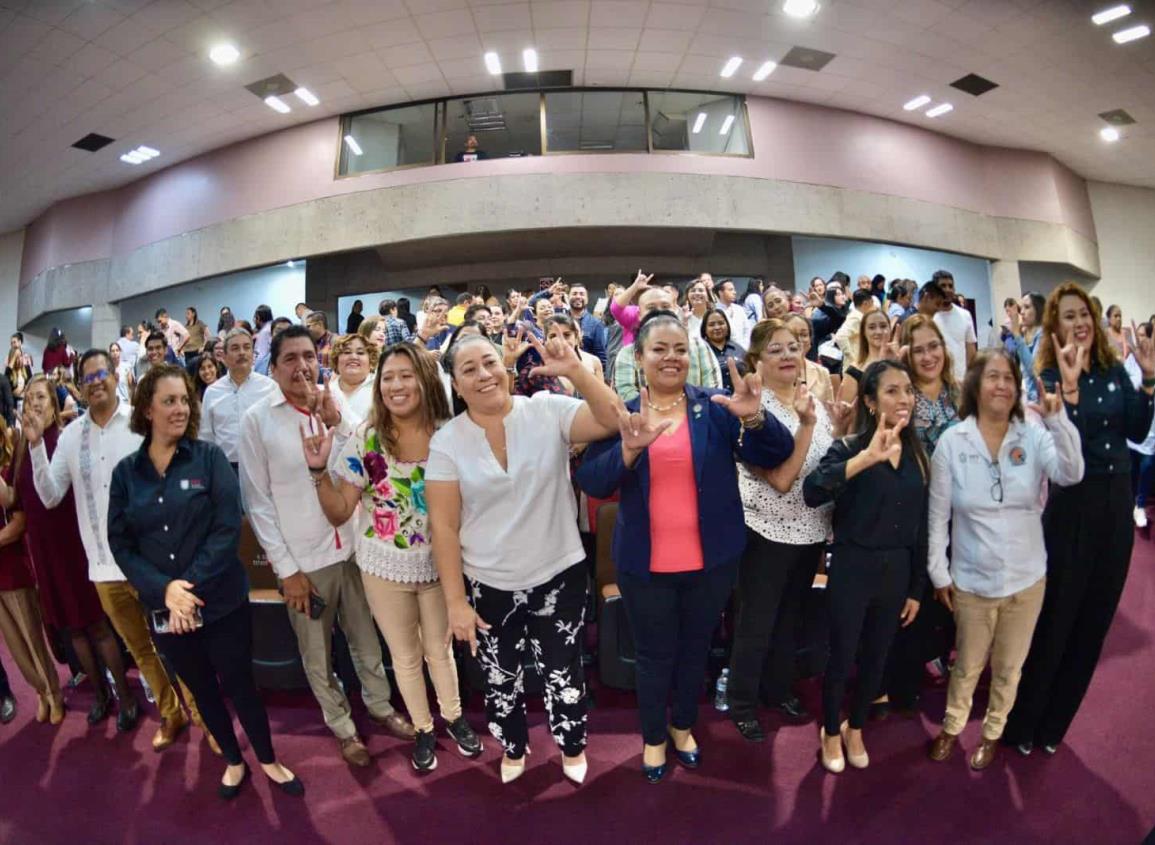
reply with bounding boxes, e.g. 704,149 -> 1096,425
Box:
594,502 -> 636,691
239,517 -> 279,591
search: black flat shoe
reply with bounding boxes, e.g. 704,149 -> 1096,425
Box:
773,697 -> 808,722
732,718 -> 766,742
218,764 -> 249,801
116,699 -> 140,733
867,701 -> 890,722
642,762 -> 668,784
272,775 -> 305,797
1016,741 -> 1034,757
87,697 -> 111,726
1042,743 -> 1058,756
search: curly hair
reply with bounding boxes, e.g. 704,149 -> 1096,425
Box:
332,333 -> 379,378
1035,281 -> 1116,374
130,364 -> 200,440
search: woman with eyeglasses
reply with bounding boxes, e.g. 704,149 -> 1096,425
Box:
726,320 -> 840,741
784,313 -> 834,405
1004,283 -> 1155,756
804,360 -> 928,773
902,315 -> 960,456
926,349 -> 1083,770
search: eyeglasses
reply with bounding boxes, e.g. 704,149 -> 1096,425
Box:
910,341 -> 943,357
81,369 -> 110,385
764,343 -> 802,358
989,461 -> 1003,504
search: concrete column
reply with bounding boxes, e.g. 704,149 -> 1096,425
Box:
90,303 -> 122,349
989,260 -> 1023,311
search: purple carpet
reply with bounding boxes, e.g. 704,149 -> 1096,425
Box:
3,535 -> 1154,845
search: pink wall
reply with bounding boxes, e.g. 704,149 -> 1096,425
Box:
19,95 -> 1097,287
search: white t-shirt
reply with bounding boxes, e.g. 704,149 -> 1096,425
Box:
425,392 -> 584,591
934,305 -> 977,383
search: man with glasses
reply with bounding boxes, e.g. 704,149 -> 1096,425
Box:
27,349 -> 211,752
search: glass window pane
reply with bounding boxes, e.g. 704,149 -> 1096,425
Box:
341,104 -> 437,174
648,92 -> 748,155
544,90 -> 647,153
443,93 -> 542,160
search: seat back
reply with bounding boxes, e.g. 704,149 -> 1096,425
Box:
594,501 -> 619,604
239,517 -> 279,591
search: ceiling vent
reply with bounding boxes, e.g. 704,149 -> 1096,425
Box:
463,97 -> 507,132
1098,108 -> 1136,125
71,133 -> 115,152
950,73 -> 999,96
778,46 -> 836,71
244,73 -> 298,99
502,69 -> 572,90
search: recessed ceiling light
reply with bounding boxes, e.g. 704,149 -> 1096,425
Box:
783,0 -> 820,18
208,43 -> 240,66
925,103 -> 953,118
119,151 -> 146,165
1112,23 -> 1150,43
1100,126 -> 1121,142
720,56 -> 743,78
264,95 -> 291,114
719,115 -> 735,135
903,95 -> 931,111
1092,5 -> 1131,25
752,61 -> 776,81
294,87 -> 319,106
344,135 -> 363,156
484,51 -> 502,75
691,112 -> 707,134
523,48 -> 538,73
135,145 -> 159,159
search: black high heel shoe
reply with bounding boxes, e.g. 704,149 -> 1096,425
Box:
668,730 -> 700,769
642,760 -> 668,784
87,697 -> 111,726
218,764 -> 249,801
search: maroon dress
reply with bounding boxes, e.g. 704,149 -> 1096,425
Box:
14,427 -> 105,630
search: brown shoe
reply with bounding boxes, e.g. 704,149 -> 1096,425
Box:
370,710 -> 417,741
970,738 -> 998,770
152,710 -> 190,752
340,735 -> 372,767
928,730 -> 958,762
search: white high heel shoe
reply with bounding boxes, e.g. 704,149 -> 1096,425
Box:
840,721 -> 869,769
819,727 -> 845,774
500,748 -> 530,784
562,754 -> 588,785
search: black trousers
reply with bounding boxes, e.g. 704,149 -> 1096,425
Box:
1005,475 -> 1133,746
884,581 -> 954,707
155,602 -> 275,766
469,562 -> 589,758
618,564 -> 736,746
0,651 -> 10,698
727,531 -> 821,720
823,550 -> 909,735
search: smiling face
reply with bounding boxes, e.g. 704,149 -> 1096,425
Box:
378,350 -> 423,422
569,286 -> 588,312
864,367 -> 914,429
146,375 -> 191,441
863,311 -> 890,353
336,337 -> 370,382
24,380 -> 53,426
687,282 -> 707,308
638,322 -> 690,393
271,336 -> 319,405
763,289 -> 789,320
1057,293 -> 1094,352
785,316 -> 812,355
80,354 -> 118,410
450,338 -> 509,414
704,311 -> 729,346
534,298 -> 554,324
977,354 -> 1019,420
908,324 -> 945,385
146,338 -> 167,364
758,328 -> 803,389
545,321 -> 580,350
197,356 -> 219,386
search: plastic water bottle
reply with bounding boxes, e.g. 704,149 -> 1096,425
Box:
714,668 -> 730,712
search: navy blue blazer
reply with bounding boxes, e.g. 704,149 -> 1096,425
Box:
576,385 -> 794,578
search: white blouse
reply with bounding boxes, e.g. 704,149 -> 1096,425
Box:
739,390 -> 833,545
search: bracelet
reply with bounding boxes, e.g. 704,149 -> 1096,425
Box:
739,410 -> 765,429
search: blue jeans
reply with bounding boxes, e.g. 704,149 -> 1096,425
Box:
1130,450 -> 1153,507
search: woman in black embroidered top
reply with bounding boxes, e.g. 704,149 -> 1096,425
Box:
803,360 -> 928,773
108,364 -> 303,801
1004,282 -> 1155,756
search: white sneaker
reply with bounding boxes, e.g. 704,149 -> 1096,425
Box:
1134,506 -> 1148,528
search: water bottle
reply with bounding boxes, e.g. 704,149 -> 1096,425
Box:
714,668 -> 730,712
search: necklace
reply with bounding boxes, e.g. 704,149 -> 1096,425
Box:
646,393 -> 685,413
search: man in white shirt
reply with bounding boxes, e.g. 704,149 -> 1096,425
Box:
239,326 -> 414,767
115,325 -> 139,371
715,278 -> 752,348
27,348 -> 206,751
931,270 -> 978,382
200,328 -> 279,468
155,308 -> 189,358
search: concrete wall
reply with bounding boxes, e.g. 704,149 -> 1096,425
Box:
22,307 -> 93,369
0,230 -> 23,346
1086,182 -> 1155,324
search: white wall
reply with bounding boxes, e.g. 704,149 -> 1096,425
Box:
22,306 -> 93,367
791,236 -> 994,336
1087,181 -> 1155,324
0,230 -> 23,347
117,261 -> 306,342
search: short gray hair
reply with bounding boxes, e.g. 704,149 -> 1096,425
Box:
223,327 -> 253,351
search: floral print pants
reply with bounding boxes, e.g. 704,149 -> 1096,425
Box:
468,562 -> 589,759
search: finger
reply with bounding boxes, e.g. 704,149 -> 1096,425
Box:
726,357 -> 742,390
891,413 -> 908,434
475,613 -> 491,631
468,627 -> 478,658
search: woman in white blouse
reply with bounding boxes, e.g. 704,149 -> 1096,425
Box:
926,349 -> 1083,771
425,333 -> 624,786
330,334 -> 376,427
727,319 -> 842,741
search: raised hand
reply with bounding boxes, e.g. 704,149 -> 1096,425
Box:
1007,303 -> 1022,338
1132,319 -> 1155,378
502,326 -> 530,368
794,380 -> 817,426
20,405 -> 44,447
823,398 -> 854,435
619,389 -> 673,454
528,333 -> 581,379
299,414 -> 335,471
1027,377 -> 1063,418
710,358 -> 763,418
1052,333 -> 1086,391
633,268 -> 654,289
884,322 -> 903,360
865,413 -> 905,466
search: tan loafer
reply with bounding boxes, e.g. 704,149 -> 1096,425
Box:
370,710 -> 417,741
929,730 -> 958,762
970,738 -> 998,770
152,710 -> 189,752
340,735 -> 372,767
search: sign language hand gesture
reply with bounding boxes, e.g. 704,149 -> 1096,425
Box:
1027,377 -> 1064,418
528,333 -> 580,379
823,398 -> 854,435
619,388 -> 673,453
1131,319 -> 1155,379
865,413 -> 905,466
794,380 -> 817,426
502,326 -> 530,368
20,405 -> 44,447
711,359 -> 763,418
1052,333 -> 1086,393
299,413 -> 335,471
632,268 -> 655,292
306,372 -> 342,428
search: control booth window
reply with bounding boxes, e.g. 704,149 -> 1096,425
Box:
648,92 -> 749,156
340,103 -> 438,174
443,93 -> 542,162
544,90 -> 648,153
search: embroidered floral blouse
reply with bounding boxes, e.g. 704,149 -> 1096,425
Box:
912,386 -> 959,456
334,424 -> 437,583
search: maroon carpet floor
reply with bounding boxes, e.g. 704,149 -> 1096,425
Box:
3,534 -> 1154,845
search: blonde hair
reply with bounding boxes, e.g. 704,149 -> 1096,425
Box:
357,315 -> 385,346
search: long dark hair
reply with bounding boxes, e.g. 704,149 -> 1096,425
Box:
46,328 -> 66,351
851,360 -> 929,479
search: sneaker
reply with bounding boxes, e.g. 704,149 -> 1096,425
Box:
446,716 -> 483,758
412,729 -> 438,772
0,695 -> 15,724
1134,506 -> 1148,528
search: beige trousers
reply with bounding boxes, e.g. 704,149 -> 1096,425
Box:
360,573 -> 461,734
0,588 -> 61,699
943,577 -> 1046,740
284,557 -> 395,741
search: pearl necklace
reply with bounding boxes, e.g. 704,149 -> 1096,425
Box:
646,393 -> 685,413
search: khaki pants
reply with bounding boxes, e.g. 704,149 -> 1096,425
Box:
0,588 -> 61,699
360,573 -> 461,734
943,577 -> 1046,740
285,558 -> 395,741
95,581 -> 200,724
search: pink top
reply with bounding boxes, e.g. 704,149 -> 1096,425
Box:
647,421 -> 704,573
610,301 -> 640,347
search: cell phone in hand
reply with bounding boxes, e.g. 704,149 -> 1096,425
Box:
308,592 -> 327,620
151,606 -> 204,635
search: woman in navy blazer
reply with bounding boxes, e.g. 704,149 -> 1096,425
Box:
577,311 -> 793,783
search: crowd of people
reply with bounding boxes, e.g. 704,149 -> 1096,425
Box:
0,270 -> 1151,799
